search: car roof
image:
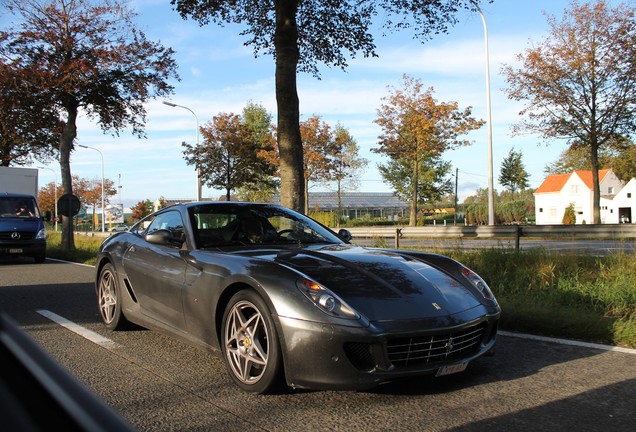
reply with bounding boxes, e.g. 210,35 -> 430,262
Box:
0,193 -> 36,199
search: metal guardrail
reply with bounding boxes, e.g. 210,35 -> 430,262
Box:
346,224 -> 636,239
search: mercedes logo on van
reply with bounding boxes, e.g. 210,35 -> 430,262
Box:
11,232 -> 20,240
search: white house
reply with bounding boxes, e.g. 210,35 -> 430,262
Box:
601,177 -> 636,224
534,169 -> 624,225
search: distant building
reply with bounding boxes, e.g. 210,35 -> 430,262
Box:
154,192 -> 409,221
602,177 -> 635,224
305,192 -> 408,220
534,169 -> 626,224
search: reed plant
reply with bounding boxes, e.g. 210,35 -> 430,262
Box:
443,247 -> 635,348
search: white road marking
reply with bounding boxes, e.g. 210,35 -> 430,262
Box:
37,309 -> 121,349
500,330 -> 636,355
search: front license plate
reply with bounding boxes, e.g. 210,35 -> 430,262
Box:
436,362 -> 468,377
9,248 -> 23,254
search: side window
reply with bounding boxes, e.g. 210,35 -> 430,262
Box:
145,211 -> 185,241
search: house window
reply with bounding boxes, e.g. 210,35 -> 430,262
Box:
570,185 -> 578,194
608,187 -> 614,194
539,208 -> 543,213
629,193 -> 632,198
549,208 -> 557,218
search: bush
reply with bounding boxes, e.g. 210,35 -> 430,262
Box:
562,203 -> 576,224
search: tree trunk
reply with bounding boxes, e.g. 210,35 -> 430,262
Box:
410,157 -> 418,227
337,180 -> 342,228
274,0 -> 304,213
59,103 -> 78,251
590,139 -> 601,224
304,176 -> 309,215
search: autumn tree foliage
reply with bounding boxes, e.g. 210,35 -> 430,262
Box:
171,0 -> 487,213
374,75 -> 484,226
130,199 -> 154,222
37,175 -> 117,224
503,0 -> 636,224
185,112 -> 276,201
0,61 -> 62,167
1,0 -> 178,250
300,115 -> 338,214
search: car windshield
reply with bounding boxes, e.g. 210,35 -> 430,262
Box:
189,204 -> 343,248
0,197 -> 40,218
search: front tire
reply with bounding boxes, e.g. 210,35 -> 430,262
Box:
97,263 -> 131,330
221,290 -> 283,394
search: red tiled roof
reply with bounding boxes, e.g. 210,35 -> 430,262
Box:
535,173 -> 570,193
535,169 -> 610,194
573,169 -> 609,189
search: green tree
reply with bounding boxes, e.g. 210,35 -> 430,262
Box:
545,138 -> 636,182
503,0 -> 636,224
236,102 -> 279,202
609,140 -> 636,181
374,75 -> 483,226
1,0 -> 178,250
499,148 -> 529,197
379,155 -> 453,223
171,0 -> 488,213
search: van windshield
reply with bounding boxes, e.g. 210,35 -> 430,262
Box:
0,197 -> 40,218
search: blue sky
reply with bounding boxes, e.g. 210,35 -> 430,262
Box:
31,0 -> 611,207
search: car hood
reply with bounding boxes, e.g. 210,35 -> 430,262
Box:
240,244 -> 482,321
0,218 -> 40,231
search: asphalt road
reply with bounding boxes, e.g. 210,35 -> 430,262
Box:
1,258 -> 635,432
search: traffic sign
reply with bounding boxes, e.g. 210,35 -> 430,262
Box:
57,194 -> 81,217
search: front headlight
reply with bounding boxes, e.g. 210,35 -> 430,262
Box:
296,278 -> 359,319
36,227 -> 47,239
460,265 -> 496,301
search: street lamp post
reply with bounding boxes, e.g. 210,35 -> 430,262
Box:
163,101 -> 202,201
78,145 -> 105,233
471,0 -> 495,226
37,166 -> 58,231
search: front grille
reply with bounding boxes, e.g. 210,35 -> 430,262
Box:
387,322 -> 487,368
344,342 -> 376,371
0,231 -> 36,241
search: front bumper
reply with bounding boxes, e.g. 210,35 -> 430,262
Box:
276,308 -> 499,391
0,238 -> 46,259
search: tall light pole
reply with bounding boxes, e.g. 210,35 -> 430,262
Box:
163,101 -> 202,201
78,144 -> 105,233
37,166 -> 58,232
471,0 -> 495,225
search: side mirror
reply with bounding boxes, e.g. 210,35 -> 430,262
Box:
338,228 -> 352,242
146,229 -> 184,247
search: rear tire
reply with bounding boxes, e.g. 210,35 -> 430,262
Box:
97,263 -> 131,330
221,290 -> 283,394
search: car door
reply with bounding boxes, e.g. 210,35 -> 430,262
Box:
123,210 -> 187,330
